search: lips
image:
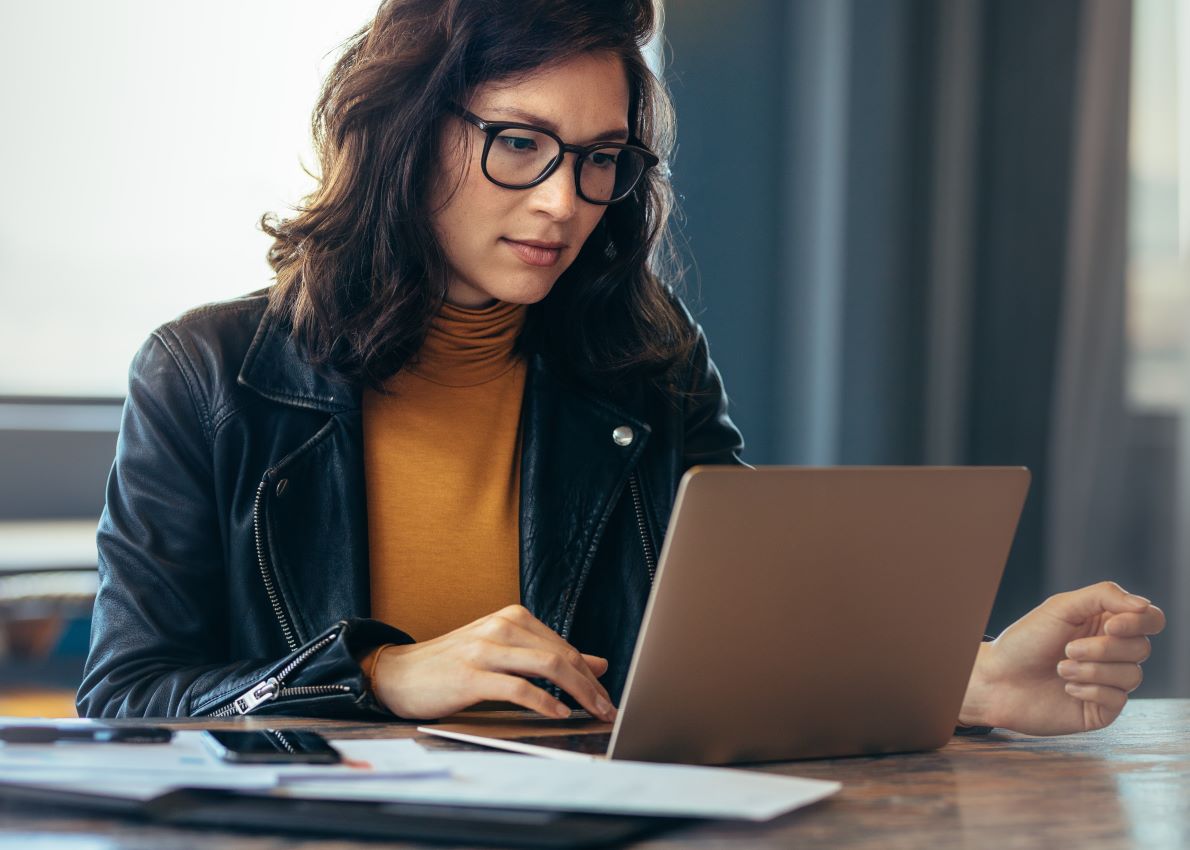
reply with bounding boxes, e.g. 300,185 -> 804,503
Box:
502,238 -> 566,268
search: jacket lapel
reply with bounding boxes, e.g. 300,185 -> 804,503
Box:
237,311 -> 371,641
519,354 -> 651,637
238,310 -> 359,413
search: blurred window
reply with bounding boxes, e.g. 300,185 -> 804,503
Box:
0,2 -> 380,398
1127,0 -> 1189,410
0,4 -> 666,400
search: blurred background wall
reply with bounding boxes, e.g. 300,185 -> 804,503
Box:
666,0 -> 1188,695
0,0 -> 1186,713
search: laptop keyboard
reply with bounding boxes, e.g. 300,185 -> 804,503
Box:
510,732 -> 613,756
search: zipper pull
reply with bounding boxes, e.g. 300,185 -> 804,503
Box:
231,676 -> 280,714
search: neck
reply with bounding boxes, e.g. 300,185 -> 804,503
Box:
399,299 -> 527,388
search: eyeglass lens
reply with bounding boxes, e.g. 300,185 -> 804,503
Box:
486,128 -> 647,202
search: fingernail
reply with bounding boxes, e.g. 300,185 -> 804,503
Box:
1057,660 -> 1078,678
1128,594 -> 1151,607
554,703 -> 571,718
1066,642 -> 1086,660
596,697 -> 612,717
1064,682 -> 1086,698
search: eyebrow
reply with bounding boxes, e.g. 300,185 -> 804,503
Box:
483,106 -> 630,144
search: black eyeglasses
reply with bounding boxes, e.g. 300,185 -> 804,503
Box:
448,104 -> 659,205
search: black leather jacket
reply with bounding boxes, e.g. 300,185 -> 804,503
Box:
77,292 -> 744,719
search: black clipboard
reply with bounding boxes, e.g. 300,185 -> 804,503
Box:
0,782 -> 687,848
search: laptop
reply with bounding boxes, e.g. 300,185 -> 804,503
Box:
420,466 -> 1030,765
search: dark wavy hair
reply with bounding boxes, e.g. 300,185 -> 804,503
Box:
262,0 -> 696,396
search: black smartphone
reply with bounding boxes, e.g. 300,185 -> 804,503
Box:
201,729 -> 341,764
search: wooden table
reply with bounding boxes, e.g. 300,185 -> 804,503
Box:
1,699 -> 1186,848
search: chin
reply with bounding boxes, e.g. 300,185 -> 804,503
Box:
449,252 -> 575,306
497,278 -> 559,305
466,268 -> 564,306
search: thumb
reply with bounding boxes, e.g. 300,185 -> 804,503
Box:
1048,581 -> 1151,623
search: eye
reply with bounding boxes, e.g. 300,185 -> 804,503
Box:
496,134 -> 538,153
588,150 -> 619,169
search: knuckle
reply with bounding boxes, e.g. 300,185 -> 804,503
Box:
543,652 -> 565,676
510,680 -> 537,704
1139,637 -> 1152,663
508,604 -> 532,623
483,617 -> 510,641
466,639 -> 493,664
565,649 -> 583,669
493,606 -> 515,622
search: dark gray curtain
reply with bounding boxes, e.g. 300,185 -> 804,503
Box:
1044,1 -> 1134,609
666,0 -> 1184,694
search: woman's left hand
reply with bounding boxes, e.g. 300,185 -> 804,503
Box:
958,581 -> 1166,736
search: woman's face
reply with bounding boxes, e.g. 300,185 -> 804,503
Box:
431,51 -> 630,308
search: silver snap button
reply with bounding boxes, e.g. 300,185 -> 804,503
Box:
612,425 -> 635,447
275,478 -> 289,498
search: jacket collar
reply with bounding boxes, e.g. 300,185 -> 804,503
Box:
238,310 -> 361,413
236,305 -> 654,425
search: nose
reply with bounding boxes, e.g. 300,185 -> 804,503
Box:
528,154 -> 579,221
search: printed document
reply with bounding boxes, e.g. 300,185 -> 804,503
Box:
281,741 -> 841,821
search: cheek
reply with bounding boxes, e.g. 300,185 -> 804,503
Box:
432,158 -> 491,249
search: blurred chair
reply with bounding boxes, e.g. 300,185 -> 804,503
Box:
0,519 -> 99,717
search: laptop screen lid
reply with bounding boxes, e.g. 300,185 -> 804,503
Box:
420,466 -> 1029,765
605,466 -> 1029,765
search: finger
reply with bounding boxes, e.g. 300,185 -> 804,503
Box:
1057,660 -> 1144,693
479,617 -> 613,703
1103,606 -> 1166,637
494,606 -> 604,663
1066,635 -> 1151,663
482,607 -> 613,701
1047,581 -> 1152,624
1063,682 -> 1128,716
478,644 -> 615,721
476,671 -> 571,719
581,654 -> 609,675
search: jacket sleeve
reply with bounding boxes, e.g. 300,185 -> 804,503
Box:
682,325 -> 747,469
76,332 -> 412,719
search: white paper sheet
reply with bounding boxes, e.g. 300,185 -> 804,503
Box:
282,742 -> 841,821
0,731 -> 447,792
0,769 -> 279,799
0,731 -> 840,821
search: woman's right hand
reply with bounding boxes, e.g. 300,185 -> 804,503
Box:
369,605 -> 617,723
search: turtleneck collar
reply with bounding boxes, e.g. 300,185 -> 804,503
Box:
402,299 -> 528,388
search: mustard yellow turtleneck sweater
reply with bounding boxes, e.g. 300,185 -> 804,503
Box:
362,299 -> 527,642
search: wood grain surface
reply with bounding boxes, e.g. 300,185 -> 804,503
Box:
0,699 -> 1186,849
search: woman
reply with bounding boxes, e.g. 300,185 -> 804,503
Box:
78,0 -> 1163,736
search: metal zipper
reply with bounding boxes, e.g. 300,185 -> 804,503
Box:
203,630 -> 349,717
628,471 -> 658,584
557,470 -> 656,644
254,475 -> 298,653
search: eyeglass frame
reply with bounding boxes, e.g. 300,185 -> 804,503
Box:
447,103 -> 660,205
